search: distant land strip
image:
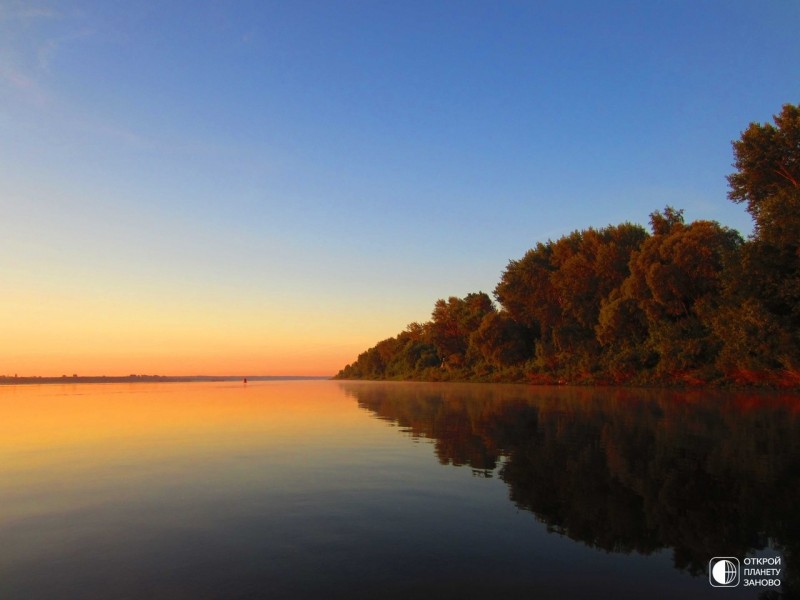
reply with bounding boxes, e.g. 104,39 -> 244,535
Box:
0,375 -> 331,386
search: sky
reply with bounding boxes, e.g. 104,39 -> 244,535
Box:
1,0 -> 798,377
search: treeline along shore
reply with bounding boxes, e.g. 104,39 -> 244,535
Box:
336,103 -> 800,388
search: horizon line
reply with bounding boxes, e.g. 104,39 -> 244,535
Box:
0,374 -> 334,383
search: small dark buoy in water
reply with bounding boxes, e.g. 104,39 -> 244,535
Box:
243,378 -> 247,384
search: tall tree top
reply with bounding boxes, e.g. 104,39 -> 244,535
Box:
728,103 -> 800,215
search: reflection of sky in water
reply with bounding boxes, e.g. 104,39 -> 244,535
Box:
0,381 -> 792,599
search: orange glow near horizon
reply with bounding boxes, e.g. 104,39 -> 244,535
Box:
1,348 -> 354,378
0,381 -> 388,529
0,283 -> 404,377
0,381 -> 369,467
0,351 -> 353,378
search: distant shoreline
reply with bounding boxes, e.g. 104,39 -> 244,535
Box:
0,375 -> 332,386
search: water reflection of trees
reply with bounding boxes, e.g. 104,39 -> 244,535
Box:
340,382 -> 800,592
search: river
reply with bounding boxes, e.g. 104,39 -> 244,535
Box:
1,380 -> 796,599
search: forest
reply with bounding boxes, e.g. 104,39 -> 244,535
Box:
336,104 -> 800,387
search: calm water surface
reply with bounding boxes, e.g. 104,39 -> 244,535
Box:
1,380 -> 797,599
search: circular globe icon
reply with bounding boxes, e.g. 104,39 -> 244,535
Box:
712,559 -> 738,585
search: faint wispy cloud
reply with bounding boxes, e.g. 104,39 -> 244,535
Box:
0,62 -> 48,106
36,37 -> 58,71
0,63 -> 32,88
17,6 -> 58,19
90,121 -> 157,151
0,3 -> 59,22
36,28 -> 93,72
0,3 -> 92,107
0,3 -> 59,106
0,4 -> 223,159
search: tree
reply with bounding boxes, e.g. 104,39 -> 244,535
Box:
429,293 -> 495,368
495,241 -> 556,334
649,206 -> 685,236
496,223 -> 647,378
722,103 -> 800,379
728,103 -> 800,242
619,211 -> 742,377
472,311 -> 534,368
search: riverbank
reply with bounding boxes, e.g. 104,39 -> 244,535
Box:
335,367 -> 800,390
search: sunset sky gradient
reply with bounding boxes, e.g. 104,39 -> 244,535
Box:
1,1 -> 798,376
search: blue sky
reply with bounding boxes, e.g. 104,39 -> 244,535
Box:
1,0 -> 798,375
